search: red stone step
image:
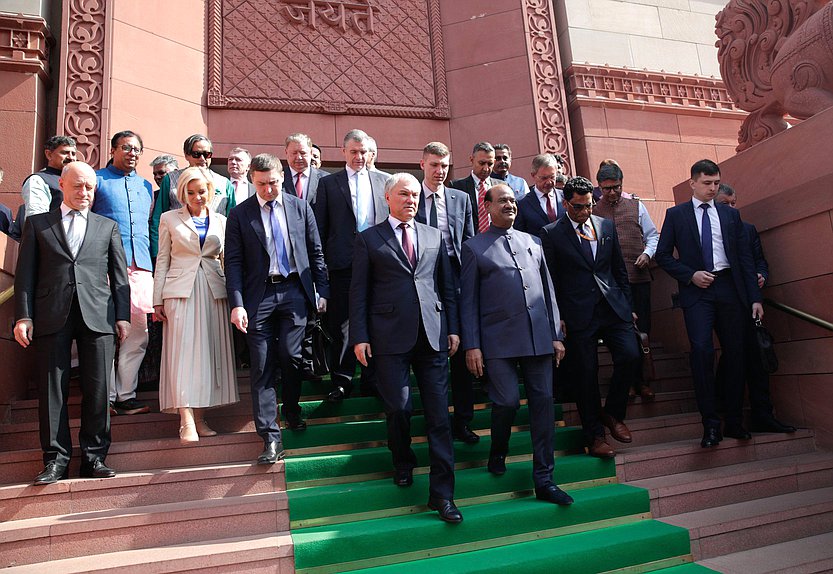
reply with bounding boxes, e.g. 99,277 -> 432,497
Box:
615,429 -> 818,482
560,391 -> 698,427
698,531 -> 833,574
2,533 -> 294,573
0,491 -> 289,568
628,451 -> 833,516
660,486 -> 833,560
0,461 -> 285,522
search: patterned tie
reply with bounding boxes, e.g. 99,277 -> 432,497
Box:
429,193 -> 439,228
267,201 -> 291,276
399,222 -> 416,268
355,172 -> 371,231
545,193 -> 557,223
66,210 -> 83,257
477,179 -> 489,233
295,172 -> 303,199
700,203 -> 714,272
579,223 -> 594,262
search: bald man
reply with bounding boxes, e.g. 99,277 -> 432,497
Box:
14,162 -> 131,485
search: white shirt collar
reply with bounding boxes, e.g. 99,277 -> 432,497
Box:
61,204 -> 88,218
346,166 -> 367,179
692,197 -> 715,209
388,214 -> 413,231
257,192 -> 284,209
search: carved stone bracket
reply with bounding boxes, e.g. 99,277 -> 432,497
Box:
521,0 -> 574,173
206,0 -> 449,118
0,12 -> 53,82
565,64 -> 745,119
57,0 -> 108,168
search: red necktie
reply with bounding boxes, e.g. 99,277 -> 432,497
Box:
477,179 -> 489,233
399,222 -> 416,268
545,193 -> 557,222
295,173 -> 303,199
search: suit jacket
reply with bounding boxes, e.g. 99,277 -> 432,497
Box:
224,193 -> 330,320
460,226 -> 562,359
540,215 -> 633,332
514,188 -> 564,237
349,220 -> 458,355
283,166 -> 326,204
414,184 -> 474,263
746,222 -> 769,282
655,200 -> 761,309
448,175 -> 501,234
15,209 -> 130,336
153,208 -> 228,305
313,169 -> 390,271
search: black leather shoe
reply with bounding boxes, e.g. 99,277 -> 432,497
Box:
34,461 -> 68,485
284,412 -> 307,431
701,427 -> 722,448
487,455 -> 506,475
453,425 -> 480,444
428,497 -> 463,523
723,425 -> 752,440
80,460 -> 116,479
750,417 -> 797,433
326,386 -> 348,403
257,441 -> 285,465
535,484 -> 574,505
393,468 -> 413,487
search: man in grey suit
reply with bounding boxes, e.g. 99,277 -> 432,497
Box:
414,142 -> 478,444
449,142 -> 500,235
314,129 -> 390,402
225,154 -> 329,464
350,173 -> 462,523
14,162 -> 131,484
461,183 -> 573,506
283,133 -> 326,203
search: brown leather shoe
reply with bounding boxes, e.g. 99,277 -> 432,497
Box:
600,413 -> 632,443
588,438 -> 615,458
639,385 -> 656,402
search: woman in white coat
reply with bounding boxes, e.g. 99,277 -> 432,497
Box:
153,167 -> 238,443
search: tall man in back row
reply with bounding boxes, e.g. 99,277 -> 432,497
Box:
461,183 -> 573,506
656,160 -> 763,448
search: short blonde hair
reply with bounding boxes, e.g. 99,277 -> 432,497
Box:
177,166 -> 215,206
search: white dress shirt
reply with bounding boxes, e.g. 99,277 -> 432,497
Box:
692,197 -> 729,271
257,193 -> 297,276
422,182 -> 454,256
388,215 -> 418,253
231,178 -> 250,206
347,166 -> 373,224
534,187 -> 563,217
289,167 -> 310,198
567,214 -> 598,258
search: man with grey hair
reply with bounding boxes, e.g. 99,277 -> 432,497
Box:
492,144 -> 530,199
149,155 -> 179,188
21,135 -> 78,221
315,129 -> 390,402
449,142 -> 499,235
365,136 -> 390,175
228,147 -> 254,206
283,133 -> 326,204
514,153 -> 565,237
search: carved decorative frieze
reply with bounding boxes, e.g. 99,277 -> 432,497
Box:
0,12 -> 52,82
206,0 -> 449,118
565,64 -> 745,118
58,0 -> 107,167
521,0 -> 574,173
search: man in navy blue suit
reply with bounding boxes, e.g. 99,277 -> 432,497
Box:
225,154 -> 329,464
656,160 -> 763,448
540,176 -> 640,458
514,154 -> 565,237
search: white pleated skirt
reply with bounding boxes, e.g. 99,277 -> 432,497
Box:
159,266 -> 239,413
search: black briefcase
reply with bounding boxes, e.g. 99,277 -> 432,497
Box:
753,318 -> 779,374
310,317 -> 333,377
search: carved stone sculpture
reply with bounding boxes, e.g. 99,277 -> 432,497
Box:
716,0 -> 833,151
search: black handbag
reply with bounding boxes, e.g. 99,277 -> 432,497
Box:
310,316 -> 333,377
753,318 -> 779,374
634,324 -> 656,382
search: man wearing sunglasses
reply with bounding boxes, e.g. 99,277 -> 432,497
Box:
539,176 -> 641,459
149,134 -> 236,257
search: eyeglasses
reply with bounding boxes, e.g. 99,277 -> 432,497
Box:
189,150 -> 213,159
119,144 -> 143,155
600,184 -> 622,192
568,202 -> 594,211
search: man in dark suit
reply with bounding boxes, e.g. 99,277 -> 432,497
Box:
656,160 -> 764,448
514,153 -> 566,236
350,173 -> 462,523
14,162 -> 131,484
283,133 -> 326,204
225,154 -> 329,464
414,142 -> 478,444
314,129 -> 390,402
715,184 -> 795,433
449,142 -> 500,235
461,183 -> 573,506
228,147 -> 255,206
540,176 -> 641,458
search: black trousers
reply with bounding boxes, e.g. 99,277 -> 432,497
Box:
716,318 -> 775,421
374,326 -> 455,500
567,299 -> 640,445
630,281 -> 652,335
37,295 -> 113,467
327,268 -> 376,392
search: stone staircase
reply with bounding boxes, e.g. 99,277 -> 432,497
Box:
0,347 -> 830,572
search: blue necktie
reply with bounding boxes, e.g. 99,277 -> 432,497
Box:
700,204 -> 714,272
355,172 -> 371,231
579,224 -> 594,262
267,200 -> 291,276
